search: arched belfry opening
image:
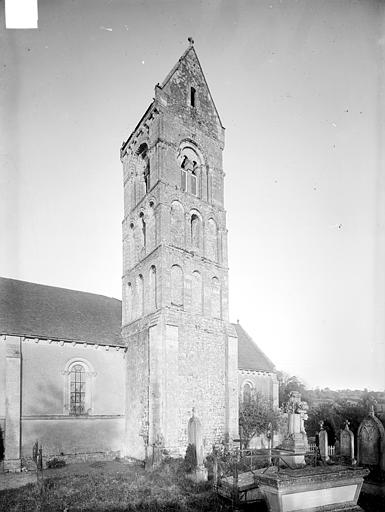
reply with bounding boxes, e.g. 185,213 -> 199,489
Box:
177,143 -> 203,197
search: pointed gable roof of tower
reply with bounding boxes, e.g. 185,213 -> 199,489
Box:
158,41 -> 224,130
233,322 -> 276,373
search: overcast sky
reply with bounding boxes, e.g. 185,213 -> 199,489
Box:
1,0 -> 384,391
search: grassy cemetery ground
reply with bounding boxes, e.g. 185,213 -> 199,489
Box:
0,459 -> 234,512
0,458 -> 382,511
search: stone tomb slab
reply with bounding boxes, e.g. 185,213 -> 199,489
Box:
257,465 -> 369,512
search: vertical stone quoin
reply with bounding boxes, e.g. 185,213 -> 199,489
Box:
4,336 -> 22,472
120,39 -> 239,460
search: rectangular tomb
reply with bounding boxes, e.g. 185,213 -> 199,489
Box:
257,465 -> 369,512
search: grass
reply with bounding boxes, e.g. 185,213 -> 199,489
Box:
0,459 -> 233,512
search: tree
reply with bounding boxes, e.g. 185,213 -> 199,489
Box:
306,399 -> 368,446
277,372 -> 309,407
239,392 -> 282,448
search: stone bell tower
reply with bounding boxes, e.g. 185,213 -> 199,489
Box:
120,39 -> 238,460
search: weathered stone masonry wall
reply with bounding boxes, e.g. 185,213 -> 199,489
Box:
123,312 -> 238,458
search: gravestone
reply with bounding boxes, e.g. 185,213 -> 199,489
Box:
357,406 -> 385,498
358,407 -> 385,470
340,420 -> 355,465
319,421 -> 329,462
186,408 -> 207,482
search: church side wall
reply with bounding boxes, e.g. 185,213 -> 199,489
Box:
20,339 -> 125,461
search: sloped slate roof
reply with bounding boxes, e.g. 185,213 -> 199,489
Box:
233,322 -> 276,373
0,277 -> 123,346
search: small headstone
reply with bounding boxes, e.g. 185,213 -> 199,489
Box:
319,421 -> 329,462
340,420 -> 355,464
186,408 -> 207,482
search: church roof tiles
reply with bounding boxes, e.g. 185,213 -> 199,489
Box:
233,322 -> 276,373
0,277 -> 123,346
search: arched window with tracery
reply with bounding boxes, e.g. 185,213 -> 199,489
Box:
63,359 -> 95,416
191,213 -> 202,251
211,276 -> 221,319
70,364 -> 86,415
171,265 -> 184,307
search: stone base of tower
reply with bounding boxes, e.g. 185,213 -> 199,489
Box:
123,311 -> 238,461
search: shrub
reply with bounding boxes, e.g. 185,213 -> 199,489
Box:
46,458 -> 66,469
183,444 -> 197,473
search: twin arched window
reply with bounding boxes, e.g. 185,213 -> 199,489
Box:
178,144 -> 201,197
